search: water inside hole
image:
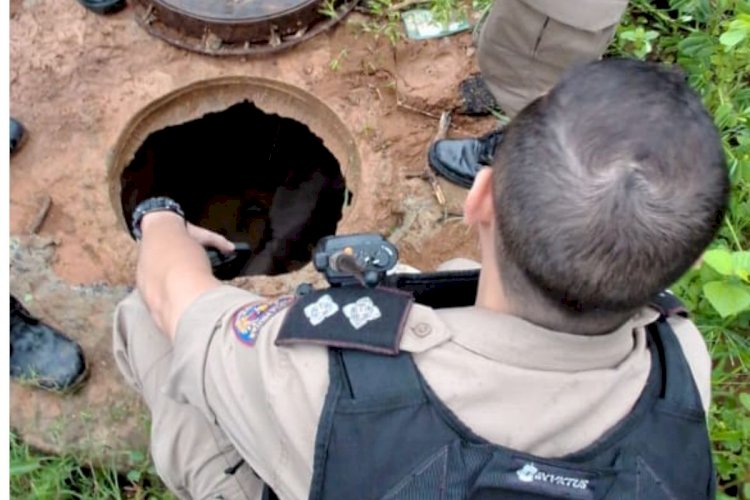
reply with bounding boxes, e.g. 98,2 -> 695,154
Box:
120,101 -> 349,278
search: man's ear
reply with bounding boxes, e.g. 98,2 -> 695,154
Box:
464,168 -> 495,226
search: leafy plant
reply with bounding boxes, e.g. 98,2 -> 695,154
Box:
617,0 -> 750,495
701,249 -> 750,318
318,0 -> 339,19
617,26 -> 661,58
429,0 -> 468,27
359,0 -> 404,45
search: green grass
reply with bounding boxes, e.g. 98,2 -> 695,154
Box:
10,433 -> 172,499
613,1 -> 750,497
11,0 -> 750,497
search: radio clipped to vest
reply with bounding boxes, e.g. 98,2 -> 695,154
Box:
312,233 -> 399,288
299,233 -> 480,309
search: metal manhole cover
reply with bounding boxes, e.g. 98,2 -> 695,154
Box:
132,0 -> 359,56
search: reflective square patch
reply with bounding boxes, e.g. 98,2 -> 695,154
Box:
232,296 -> 294,346
303,294 -> 339,326
342,297 -> 382,329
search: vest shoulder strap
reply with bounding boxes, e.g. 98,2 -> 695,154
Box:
648,290 -> 689,318
646,291 -> 704,411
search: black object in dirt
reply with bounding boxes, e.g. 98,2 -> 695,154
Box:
10,117 -> 26,155
10,296 -> 88,393
457,74 -> 498,116
121,101 -> 347,279
76,0 -> 126,15
428,129 -> 504,189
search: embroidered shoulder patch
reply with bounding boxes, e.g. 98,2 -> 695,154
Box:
232,296 -> 294,346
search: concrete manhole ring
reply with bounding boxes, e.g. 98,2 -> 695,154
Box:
109,75 -> 362,280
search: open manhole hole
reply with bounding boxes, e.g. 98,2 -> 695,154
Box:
109,76 -> 360,279
132,0 -> 359,56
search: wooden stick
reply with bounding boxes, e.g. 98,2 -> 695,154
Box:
434,111 -> 451,141
422,111 -> 451,207
396,100 -> 442,120
26,195 -> 52,235
395,99 -> 475,135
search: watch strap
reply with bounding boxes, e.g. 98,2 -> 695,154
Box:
131,197 -> 185,240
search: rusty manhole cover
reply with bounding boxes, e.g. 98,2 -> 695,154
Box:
132,0 -> 359,56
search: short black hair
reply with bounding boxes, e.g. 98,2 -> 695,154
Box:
493,59 -> 729,329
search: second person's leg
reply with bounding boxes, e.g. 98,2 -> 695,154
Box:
429,0 -> 628,188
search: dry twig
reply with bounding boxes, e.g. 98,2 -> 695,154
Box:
26,195 -> 52,235
421,111 -> 451,207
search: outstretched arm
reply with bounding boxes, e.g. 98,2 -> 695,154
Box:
136,211 -> 234,340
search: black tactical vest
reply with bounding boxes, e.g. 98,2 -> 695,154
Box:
275,284 -> 715,500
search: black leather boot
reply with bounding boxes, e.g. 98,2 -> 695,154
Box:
10,296 -> 88,393
76,0 -> 126,15
10,117 -> 26,156
427,129 -> 504,189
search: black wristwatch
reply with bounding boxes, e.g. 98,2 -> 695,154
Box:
131,197 -> 186,240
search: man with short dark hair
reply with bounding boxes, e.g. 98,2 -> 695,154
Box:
487,59 -> 728,334
114,59 -> 727,499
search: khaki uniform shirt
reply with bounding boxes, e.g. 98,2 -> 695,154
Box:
164,286 -> 711,500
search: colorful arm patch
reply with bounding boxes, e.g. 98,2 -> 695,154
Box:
232,296 -> 294,346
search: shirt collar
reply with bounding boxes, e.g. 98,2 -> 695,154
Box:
439,306 -> 658,371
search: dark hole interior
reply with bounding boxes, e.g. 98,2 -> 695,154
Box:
121,101 -> 350,278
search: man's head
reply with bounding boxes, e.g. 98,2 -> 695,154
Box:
466,59 -> 729,333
